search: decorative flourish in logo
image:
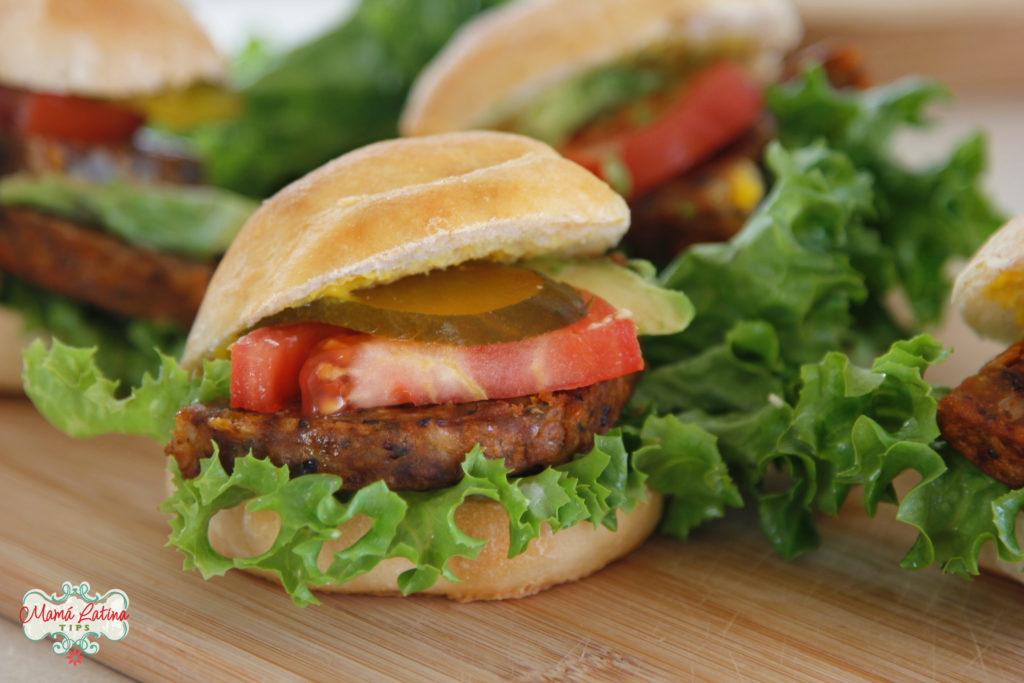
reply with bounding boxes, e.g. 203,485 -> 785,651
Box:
20,582 -> 130,660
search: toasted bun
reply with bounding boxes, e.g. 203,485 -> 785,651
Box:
952,214 -> 1024,345
400,0 -> 802,137
0,308 -> 30,393
181,131 -> 630,368
207,487 -> 662,601
0,0 -> 224,97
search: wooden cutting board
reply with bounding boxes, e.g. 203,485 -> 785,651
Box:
1,396 -> 1022,681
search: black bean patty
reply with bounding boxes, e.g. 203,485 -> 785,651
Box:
0,207 -> 213,327
938,340 -> 1024,488
167,373 -> 637,491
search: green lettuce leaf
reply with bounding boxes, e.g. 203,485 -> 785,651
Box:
768,66 -> 1005,326
161,419 -> 736,606
642,68 -> 1019,576
0,173 -> 256,259
190,0 -> 510,197
649,142 -> 874,375
22,338 -> 230,441
898,443 -> 1022,575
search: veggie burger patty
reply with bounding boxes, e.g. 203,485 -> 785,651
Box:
166,373 -> 637,491
0,206 -> 213,327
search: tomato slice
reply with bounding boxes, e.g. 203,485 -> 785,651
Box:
228,294 -> 643,415
298,294 -> 642,415
561,60 -> 763,199
17,92 -> 145,143
230,323 -> 339,413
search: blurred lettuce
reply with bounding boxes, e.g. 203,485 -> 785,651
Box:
190,0 -> 510,197
0,173 -> 255,259
4,278 -> 185,389
768,66 -> 1005,326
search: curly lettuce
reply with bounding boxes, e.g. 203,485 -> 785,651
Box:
160,423 -> 733,607
638,70 -> 1020,577
22,338 -> 230,441
768,66 -> 1005,326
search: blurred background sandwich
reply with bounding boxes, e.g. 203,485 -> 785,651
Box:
0,0 -> 255,390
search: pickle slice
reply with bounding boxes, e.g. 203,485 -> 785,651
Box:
258,262 -> 590,346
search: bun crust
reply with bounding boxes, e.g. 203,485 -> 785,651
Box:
0,0 -> 224,97
400,0 -> 802,137
182,131 -> 629,368
952,214 -> 1024,344
208,488 -> 663,601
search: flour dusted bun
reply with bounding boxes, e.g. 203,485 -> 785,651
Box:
400,0 -> 802,137
0,0 -> 224,98
208,488 -> 663,601
952,214 -> 1024,345
0,308 -> 32,393
181,131 -> 630,368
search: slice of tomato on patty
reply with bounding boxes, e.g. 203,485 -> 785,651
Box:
230,322 -> 339,413
17,92 -> 145,143
229,293 -> 643,416
561,60 -> 763,200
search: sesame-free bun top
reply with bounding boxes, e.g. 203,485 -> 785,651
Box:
400,0 -> 802,137
181,131 -> 630,369
952,214 -> 1024,344
0,0 -> 224,98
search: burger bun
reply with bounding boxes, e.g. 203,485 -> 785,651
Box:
952,214 -> 1024,345
207,488 -> 663,601
0,0 -> 224,98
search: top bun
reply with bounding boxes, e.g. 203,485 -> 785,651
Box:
400,0 -> 802,137
952,214 -> 1024,344
181,131 -> 630,368
0,0 -> 224,97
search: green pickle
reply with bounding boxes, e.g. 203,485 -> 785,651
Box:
258,262 -> 590,345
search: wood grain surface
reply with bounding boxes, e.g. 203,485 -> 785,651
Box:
1,396 -> 1022,681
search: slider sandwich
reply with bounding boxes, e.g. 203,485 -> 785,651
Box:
400,0 -> 804,261
28,131 -> 700,603
0,0 -> 254,390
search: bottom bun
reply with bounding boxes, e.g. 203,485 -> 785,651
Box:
0,308 -> 34,393
208,487 -> 663,601
978,540 -> 1024,587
